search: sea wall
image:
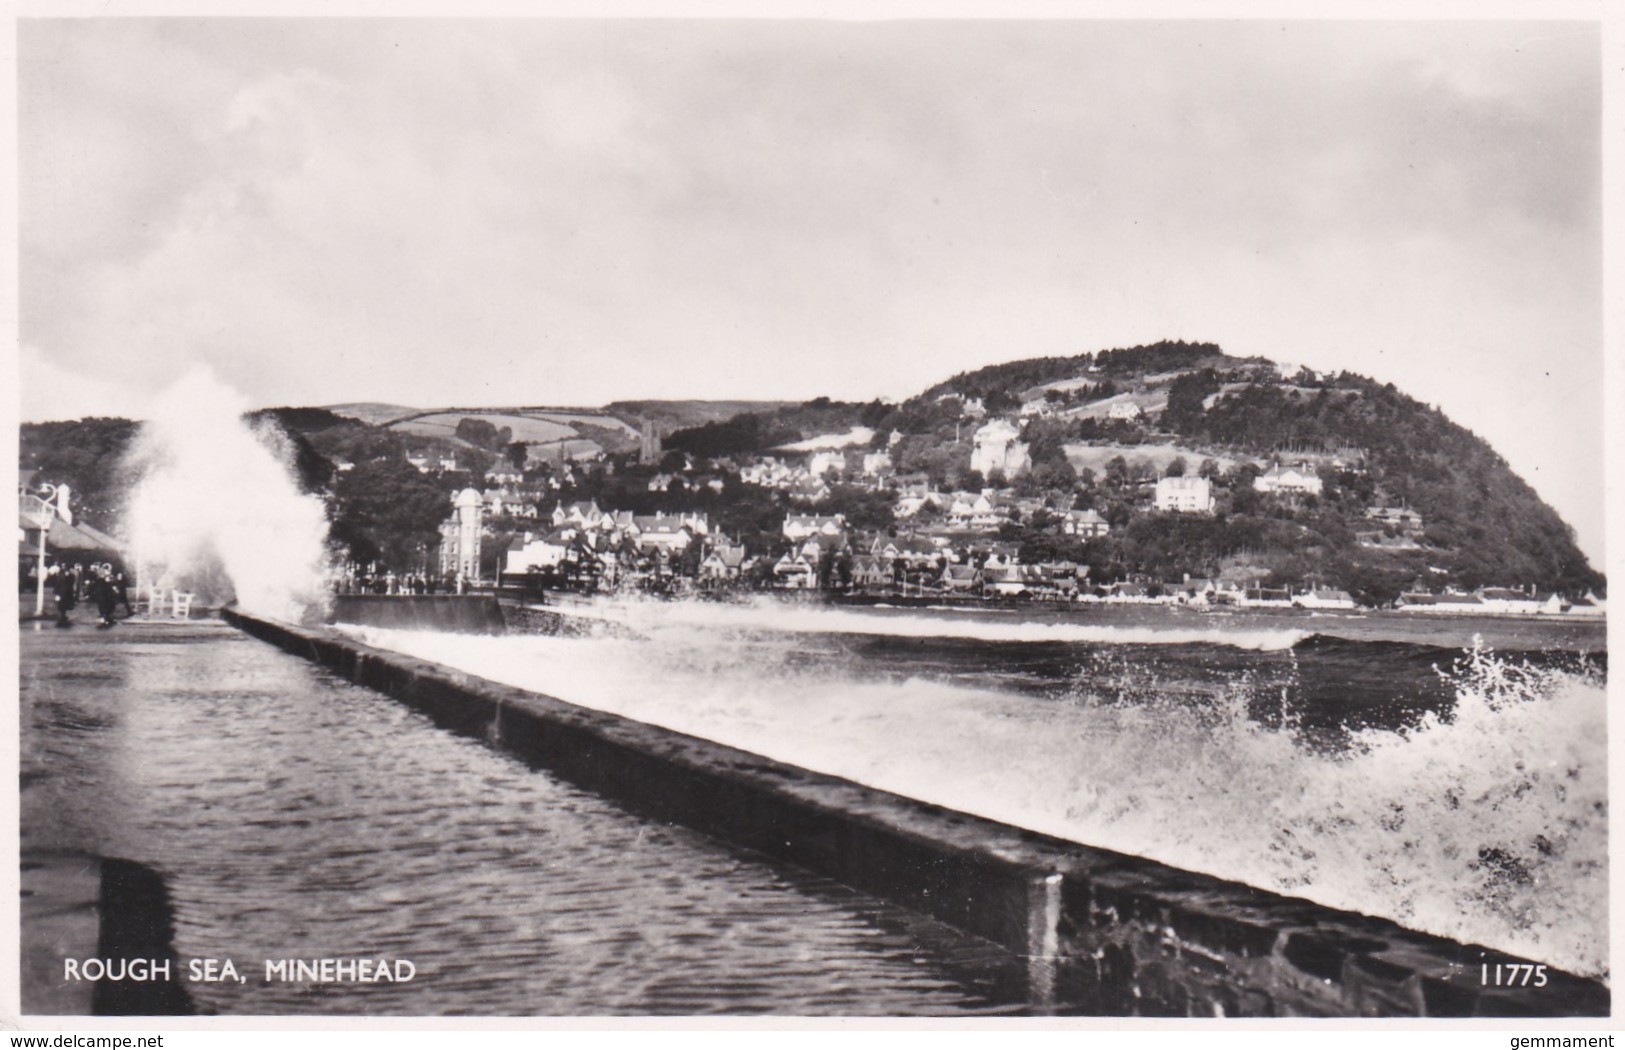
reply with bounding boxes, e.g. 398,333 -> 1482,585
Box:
222,607 -> 1609,1018
328,594 -> 506,634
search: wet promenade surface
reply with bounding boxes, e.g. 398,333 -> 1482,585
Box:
19,617 -> 1034,1016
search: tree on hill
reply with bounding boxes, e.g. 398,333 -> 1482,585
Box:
1162,368 -> 1222,435
306,422 -> 409,464
822,485 -> 896,532
247,406 -> 361,434
330,457 -> 456,570
664,413 -> 789,458
1092,340 -> 1221,375
873,398 -> 960,438
891,434 -> 971,487
455,417 -> 513,452
1030,457 -> 1077,492
19,417 -> 142,531
916,340 -> 1224,406
1190,378 -> 1601,595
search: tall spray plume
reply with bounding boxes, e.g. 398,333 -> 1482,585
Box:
124,366 -> 331,623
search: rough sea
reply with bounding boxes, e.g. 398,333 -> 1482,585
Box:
345,598 -> 1609,981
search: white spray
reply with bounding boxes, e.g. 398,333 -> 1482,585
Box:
342,611 -> 1610,980
123,366 -> 332,623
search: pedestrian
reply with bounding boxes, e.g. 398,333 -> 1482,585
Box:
51,563 -> 78,628
115,570 -> 133,618
91,566 -> 119,628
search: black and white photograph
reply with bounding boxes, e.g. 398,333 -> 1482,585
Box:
10,4 -> 1616,1029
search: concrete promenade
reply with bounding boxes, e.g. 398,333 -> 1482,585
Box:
19,617 -> 215,1015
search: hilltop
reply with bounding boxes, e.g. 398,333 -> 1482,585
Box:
656,340 -> 1602,601
17,340 -> 1603,602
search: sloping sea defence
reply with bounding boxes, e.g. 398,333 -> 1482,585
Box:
226,603 -> 1606,1017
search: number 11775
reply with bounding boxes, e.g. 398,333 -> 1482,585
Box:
1483,963 -> 1547,987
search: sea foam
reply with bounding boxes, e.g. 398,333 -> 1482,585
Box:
123,366 -> 331,623
553,594 -> 1308,651
342,616 -> 1607,979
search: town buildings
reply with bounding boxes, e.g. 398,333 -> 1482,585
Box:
393,403 -> 1594,618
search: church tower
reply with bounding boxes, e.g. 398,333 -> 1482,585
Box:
638,417 -> 660,464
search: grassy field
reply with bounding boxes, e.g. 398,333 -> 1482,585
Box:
392,413 -> 579,443
1061,442 -> 1255,476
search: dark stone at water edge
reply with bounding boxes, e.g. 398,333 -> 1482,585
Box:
93,858 -> 194,1015
20,852 -> 193,1016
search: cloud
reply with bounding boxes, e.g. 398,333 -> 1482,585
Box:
17,18 -> 1604,559
19,344 -> 147,422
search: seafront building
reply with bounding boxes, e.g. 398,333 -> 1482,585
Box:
437,487 -> 484,581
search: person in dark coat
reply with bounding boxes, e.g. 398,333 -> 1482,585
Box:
51,564 -> 78,627
92,566 -> 119,628
115,570 -> 133,618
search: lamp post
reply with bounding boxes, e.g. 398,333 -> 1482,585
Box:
33,483 -> 58,617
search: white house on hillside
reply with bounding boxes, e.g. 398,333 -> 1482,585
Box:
807,450 -> 846,478
1254,464 -> 1324,496
861,451 -> 893,476
1154,476 -> 1214,514
1061,508 -> 1111,538
970,419 -> 1030,478
1365,505 -> 1423,530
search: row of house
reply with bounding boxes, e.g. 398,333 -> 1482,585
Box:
1087,578 -> 1357,609
776,554 -> 1363,608
1146,462 -> 1335,514
453,490 -> 1605,615
740,447 -> 895,490
772,515 -> 1362,607
497,500 -> 726,579
770,551 -> 1085,595
888,485 -> 1114,536
1395,588 -> 1600,617
406,453 -> 461,473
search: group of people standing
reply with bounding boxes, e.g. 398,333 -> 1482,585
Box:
336,570 -> 456,596
48,561 -> 130,629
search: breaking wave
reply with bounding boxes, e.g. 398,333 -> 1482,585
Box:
550,595 -> 1309,651
342,621 -> 1607,979
124,366 -> 331,622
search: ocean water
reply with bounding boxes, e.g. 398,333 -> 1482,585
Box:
20,624 -> 1039,1015
343,598 -> 1609,980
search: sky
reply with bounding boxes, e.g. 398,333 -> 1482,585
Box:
14,16 -> 1607,562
